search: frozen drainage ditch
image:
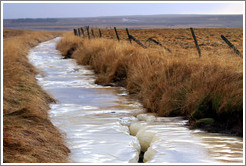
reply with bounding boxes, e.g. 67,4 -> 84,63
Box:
28,37 -> 243,164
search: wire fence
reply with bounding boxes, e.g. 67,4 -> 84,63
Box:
72,26 -> 242,58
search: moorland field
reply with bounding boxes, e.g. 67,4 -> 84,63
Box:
2,26 -> 243,163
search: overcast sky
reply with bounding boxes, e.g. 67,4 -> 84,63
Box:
3,2 -> 244,19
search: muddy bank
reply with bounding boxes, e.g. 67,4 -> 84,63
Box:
56,34 -> 243,136
3,30 -> 70,163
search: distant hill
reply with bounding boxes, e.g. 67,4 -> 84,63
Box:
3,14 -> 243,31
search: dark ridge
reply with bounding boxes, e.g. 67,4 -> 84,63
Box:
3,14 -> 243,31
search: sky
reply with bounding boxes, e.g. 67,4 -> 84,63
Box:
2,2 -> 245,19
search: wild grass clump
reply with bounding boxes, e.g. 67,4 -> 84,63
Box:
57,31 -> 243,136
3,29 -> 70,163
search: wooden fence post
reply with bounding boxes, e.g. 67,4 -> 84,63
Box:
221,35 -> 242,57
126,28 -> 132,43
129,35 -> 147,48
114,27 -> 120,41
147,38 -> 172,52
91,28 -> 95,38
99,29 -> 102,38
77,28 -> 81,36
86,26 -> 90,39
80,27 -> 85,37
73,29 -> 77,36
190,27 -> 201,57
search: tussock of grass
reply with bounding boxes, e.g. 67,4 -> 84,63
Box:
3,29 -> 70,163
57,30 -> 243,136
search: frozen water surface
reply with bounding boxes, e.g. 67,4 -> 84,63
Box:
28,38 -> 243,164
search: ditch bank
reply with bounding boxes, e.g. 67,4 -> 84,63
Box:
3,30 -> 70,163
57,35 -> 243,136
29,37 -> 243,163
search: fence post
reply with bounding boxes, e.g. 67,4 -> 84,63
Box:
80,27 -> 85,37
91,28 -> 95,38
147,37 -> 172,52
126,28 -> 132,43
129,35 -> 147,48
86,26 -> 90,39
73,29 -> 77,36
77,28 -> 81,36
99,29 -> 102,38
114,27 -> 120,41
221,35 -> 242,57
190,27 -> 201,57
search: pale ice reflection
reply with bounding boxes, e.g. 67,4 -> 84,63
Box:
28,38 -> 243,164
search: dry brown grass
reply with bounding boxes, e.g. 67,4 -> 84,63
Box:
3,29 -> 70,163
3,29 -> 28,39
85,28 -> 243,56
57,28 -> 243,135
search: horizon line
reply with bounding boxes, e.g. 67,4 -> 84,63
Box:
3,13 -> 243,20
